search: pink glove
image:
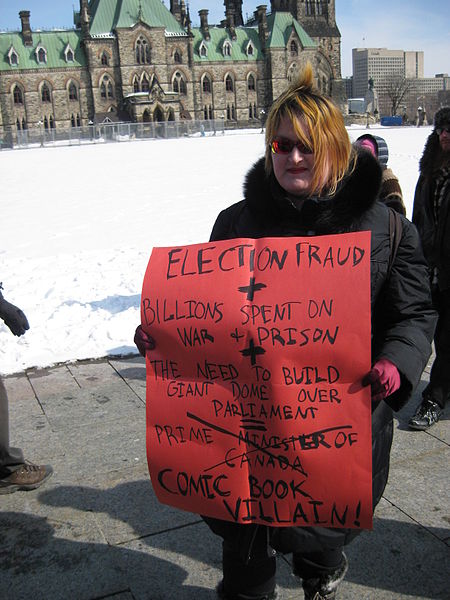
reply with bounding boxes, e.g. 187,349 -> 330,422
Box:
362,358 -> 400,403
134,325 -> 155,357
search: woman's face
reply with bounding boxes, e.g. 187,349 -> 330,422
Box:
271,116 -> 315,196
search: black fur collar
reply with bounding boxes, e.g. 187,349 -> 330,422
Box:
243,147 -> 382,234
419,132 -> 448,177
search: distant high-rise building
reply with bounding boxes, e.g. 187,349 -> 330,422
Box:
351,47 -> 450,118
351,47 -> 448,120
352,48 -> 424,98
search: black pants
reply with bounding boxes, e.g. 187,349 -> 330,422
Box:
208,519 -> 343,598
424,287 -> 450,409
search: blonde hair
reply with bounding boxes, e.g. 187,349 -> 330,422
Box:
265,63 -> 355,196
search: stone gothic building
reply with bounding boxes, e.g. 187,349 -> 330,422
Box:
0,0 -> 344,144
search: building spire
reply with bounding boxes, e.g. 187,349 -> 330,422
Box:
79,0 -> 90,37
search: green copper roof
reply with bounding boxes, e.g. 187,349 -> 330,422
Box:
267,12 -> 316,49
88,0 -> 186,36
192,26 -> 262,62
0,30 -> 85,71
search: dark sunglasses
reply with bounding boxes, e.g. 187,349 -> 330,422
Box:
436,126 -> 450,135
271,139 -> 313,155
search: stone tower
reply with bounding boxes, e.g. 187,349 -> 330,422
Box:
79,0 -> 90,38
288,0 -> 341,77
293,0 -> 337,24
224,0 -> 244,27
270,0 -> 294,11
269,0 -> 345,107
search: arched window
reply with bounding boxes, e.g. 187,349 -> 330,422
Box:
153,106 -> 164,122
135,36 -> 151,65
37,47 -> 47,64
9,48 -> 19,66
50,115 -> 55,129
247,43 -> 254,56
141,73 -> 150,93
41,83 -> 51,103
202,75 -> 211,94
247,74 -> 256,91
225,75 -> 234,92
101,52 -> 109,66
223,41 -> 232,57
13,85 -> 23,105
44,116 -> 49,130
71,114 -> 76,127
199,42 -> 207,57
77,114 -> 81,127
68,82 -> 78,101
133,76 -> 140,93
290,40 -> 298,56
100,76 -> 114,99
65,45 -> 75,63
173,72 -> 187,95
16,118 -> 22,131
174,50 -> 182,64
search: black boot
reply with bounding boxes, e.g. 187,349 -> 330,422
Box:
302,553 -> 348,600
409,398 -> 442,430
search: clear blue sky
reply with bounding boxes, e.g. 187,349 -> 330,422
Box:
0,1 -> 448,77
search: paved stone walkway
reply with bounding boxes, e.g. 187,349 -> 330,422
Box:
0,355 -> 448,599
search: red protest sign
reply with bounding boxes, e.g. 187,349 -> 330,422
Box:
141,234 -> 372,529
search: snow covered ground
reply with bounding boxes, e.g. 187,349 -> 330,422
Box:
0,124 -> 432,375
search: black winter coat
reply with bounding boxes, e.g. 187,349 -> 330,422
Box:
204,149 -> 436,554
412,131 -> 450,291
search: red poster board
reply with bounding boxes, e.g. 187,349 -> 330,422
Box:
141,234 -> 372,529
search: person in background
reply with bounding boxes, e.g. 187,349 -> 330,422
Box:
409,107 -> 450,430
355,134 -> 406,215
0,284 -> 53,494
135,65 -> 436,600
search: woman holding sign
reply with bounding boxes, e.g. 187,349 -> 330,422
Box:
135,64 -> 435,600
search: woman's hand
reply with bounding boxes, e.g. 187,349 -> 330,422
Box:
362,358 -> 400,403
134,325 -> 155,357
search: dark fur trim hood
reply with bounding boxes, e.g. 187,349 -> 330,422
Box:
419,106 -> 450,176
419,132 -> 445,178
434,106 -> 450,130
243,147 -> 382,233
